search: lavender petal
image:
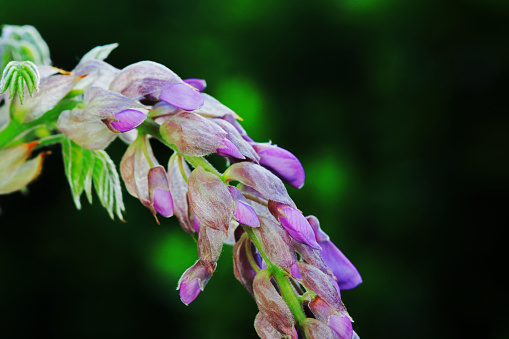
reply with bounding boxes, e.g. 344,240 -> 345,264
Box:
159,83 -> 204,111
110,109 -> 146,133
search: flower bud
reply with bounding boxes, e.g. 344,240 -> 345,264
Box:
307,216 -> 362,290
57,111 -> 117,150
268,201 -> 321,250
213,118 -> 259,161
298,262 -> 342,311
227,186 -> 260,227
160,112 -> 242,158
252,143 -> 305,189
120,135 -> 160,218
253,269 -> 295,337
148,166 -> 174,218
0,141 -> 49,194
233,234 -> 258,296
197,224 -> 224,265
300,318 -> 339,339
109,61 -> 203,110
252,216 -> 299,278
223,162 -> 295,207
167,154 -> 194,234
187,166 -> 234,233
216,138 -> 245,159
177,259 -> 215,306
309,297 -> 354,339
254,312 -> 288,339
292,239 -> 334,278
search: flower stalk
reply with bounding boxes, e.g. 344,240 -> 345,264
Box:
0,25 -> 362,339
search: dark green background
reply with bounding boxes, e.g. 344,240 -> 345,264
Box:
1,0 -> 508,338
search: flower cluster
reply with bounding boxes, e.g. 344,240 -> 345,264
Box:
0,25 -> 362,338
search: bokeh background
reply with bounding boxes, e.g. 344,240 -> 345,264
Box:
1,0 -> 508,338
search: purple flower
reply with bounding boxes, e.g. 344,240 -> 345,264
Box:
183,78 -> 206,92
309,297 -> 353,339
160,112 -> 243,158
252,216 -> 300,278
328,315 -> 354,339
109,109 -> 146,133
216,138 -> 245,159
159,83 -> 204,111
227,186 -> 260,227
307,216 -> 362,290
223,162 -> 295,207
148,166 -> 174,218
253,270 -> 296,337
187,166 -> 234,233
109,61 -> 204,110
58,87 -> 149,149
252,143 -> 305,189
177,260 -> 214,306
268,200 -> 321,250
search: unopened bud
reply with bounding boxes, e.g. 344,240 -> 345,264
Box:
301,318 -> 339,339
227,186 -> 260,227
177,260 -> 215,306
298,262 -> 342,311
252,216 -> 299,278
148,166 -> 174,218
223,162 -> 295,207
253,269 -> 295,337
268,201 -> 321,250
252,143 -> 305,189
197,225 -> 224,265
187,166 -> 234,233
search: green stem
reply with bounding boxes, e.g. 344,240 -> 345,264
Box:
33,133 -> 64,150
243,226 -> 307,326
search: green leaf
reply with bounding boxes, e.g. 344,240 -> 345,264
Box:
62,137 -> 125,220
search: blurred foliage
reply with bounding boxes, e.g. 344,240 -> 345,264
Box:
1,0 -> 508,338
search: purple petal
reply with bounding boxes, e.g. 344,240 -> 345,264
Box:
279,207 -> 321,250
321,241 -> 362,290
290,262 -> 302,279
183,78 -> 206,92
307,215 -> 331,242
216,139 -> 245,159
179,276 -> 202,306
110,109 -> 146,133
153,187 -> 174,218
234,200 -> 260,227
328,315 -> 353,339
193,215 -> 201,233
159,83 -> 204,111
253,144 -> 305,189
